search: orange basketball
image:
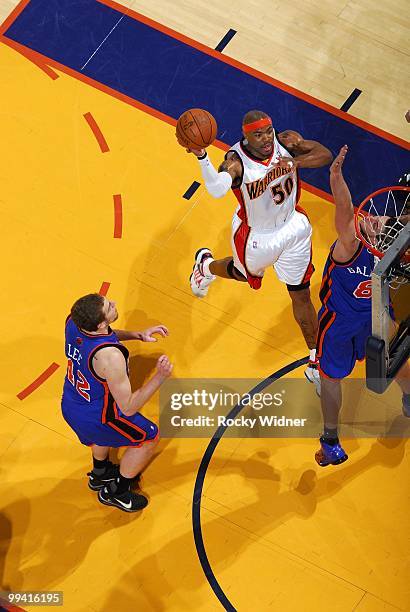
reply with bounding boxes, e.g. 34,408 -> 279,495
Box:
176,108 -> 218,149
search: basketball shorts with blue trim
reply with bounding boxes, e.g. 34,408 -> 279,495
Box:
317,307 -> 372,379
62,401 -> 158,447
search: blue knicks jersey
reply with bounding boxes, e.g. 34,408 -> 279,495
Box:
62,317 -> 129,411
319,242 -> 376,316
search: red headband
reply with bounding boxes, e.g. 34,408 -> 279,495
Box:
242,117 -> 272,133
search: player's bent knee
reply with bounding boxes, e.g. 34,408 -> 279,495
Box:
227,259 -> 246,281
148,432 -> 160,449
287,281 -> 311,295
287,283 -> 312,303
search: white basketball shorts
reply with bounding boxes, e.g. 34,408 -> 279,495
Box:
231,207 -> 314,289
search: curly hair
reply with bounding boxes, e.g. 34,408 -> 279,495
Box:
70,294 -> 105,332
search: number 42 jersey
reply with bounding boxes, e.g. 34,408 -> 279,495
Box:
62,316 -> 129,409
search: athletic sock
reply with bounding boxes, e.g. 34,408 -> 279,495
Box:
92,456 -> 109,476
202,256 -> 214,278
111,473 -> 134,495
309,348 -> 317,363
323,427 -> 339,446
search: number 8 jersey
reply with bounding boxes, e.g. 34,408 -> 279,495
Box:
319,242 -> 376,316
62,316 -> 129,408
228,136 -> 300,230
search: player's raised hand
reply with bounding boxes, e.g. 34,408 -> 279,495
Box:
276,156 -> 298,170
176,133 -> 205,157
184,144 -> 206,157
156,355 -> 173,379
279,130 -> 303,152
139,325 -> 169,342
186,146 -> 206,157
330,145 -> 348,174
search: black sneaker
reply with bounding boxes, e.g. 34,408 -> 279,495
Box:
98,481 -> 148,512
87,461 -> 120,491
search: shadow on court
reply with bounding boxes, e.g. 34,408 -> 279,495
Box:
100,434 -> 408,610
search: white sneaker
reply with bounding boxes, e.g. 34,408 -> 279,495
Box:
190,248 -> 216,298
305,361 -> 321,397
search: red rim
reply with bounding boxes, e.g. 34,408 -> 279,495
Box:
354,186 -> 410,257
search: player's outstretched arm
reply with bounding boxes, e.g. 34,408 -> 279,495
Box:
278,130 -> 333,168
329,145 -> 357,248
196,150 -> 241,198
113,325 -> 169,342
183,144 -> 241,198
96,348 -> 173,416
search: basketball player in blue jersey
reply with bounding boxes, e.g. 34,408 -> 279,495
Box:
61,293 -> 172,512
315,146 -> 410,466
179,110 -> 332,394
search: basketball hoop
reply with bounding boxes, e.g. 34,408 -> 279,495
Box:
355,186 -> 410,287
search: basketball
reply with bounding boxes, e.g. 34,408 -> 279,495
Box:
176,108 -> 218,149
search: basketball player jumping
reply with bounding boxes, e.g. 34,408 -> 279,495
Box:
61,293 -> 172,512
181,110 -> 332,389
315,145 -> 410,466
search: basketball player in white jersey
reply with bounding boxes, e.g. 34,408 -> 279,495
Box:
183,110 -> 332,390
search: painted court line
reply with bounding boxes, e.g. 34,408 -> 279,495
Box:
340,88 -> 362,112
215,29 -> 237,52
99,281 -> 111,296
81,14 -> 125,70
81,0 -> 137,70
2,35 -> 59,79
96,0 -> 408,149
4,35 -> 332,205
192,357 -> 308,611
17,362 -> 60,400
83,112 -> 110,152
183,181 -> 201,200
0,0 -> 30,36
113,193 -> 123,238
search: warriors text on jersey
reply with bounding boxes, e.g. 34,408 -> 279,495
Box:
228,135 -> 300,231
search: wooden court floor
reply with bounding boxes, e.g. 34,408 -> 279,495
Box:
1,1 -> 409,611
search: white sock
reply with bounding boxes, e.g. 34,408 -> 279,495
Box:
309,348 -> 317,363
202,257 -> 214,278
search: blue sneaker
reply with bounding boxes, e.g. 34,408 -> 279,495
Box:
315,436 -> 348,467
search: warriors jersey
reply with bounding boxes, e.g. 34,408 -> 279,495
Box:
319,241 -> 376,316
228,136 -> 300,231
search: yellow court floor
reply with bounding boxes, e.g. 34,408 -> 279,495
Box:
1,24 -> 409,612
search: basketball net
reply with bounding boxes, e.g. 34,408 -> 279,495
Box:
354,186 -> 410,288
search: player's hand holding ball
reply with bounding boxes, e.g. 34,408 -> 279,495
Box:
176,108 -> 218,157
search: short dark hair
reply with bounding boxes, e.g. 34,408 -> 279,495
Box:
242,110 -> 269,126
70,294 -> 105,332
